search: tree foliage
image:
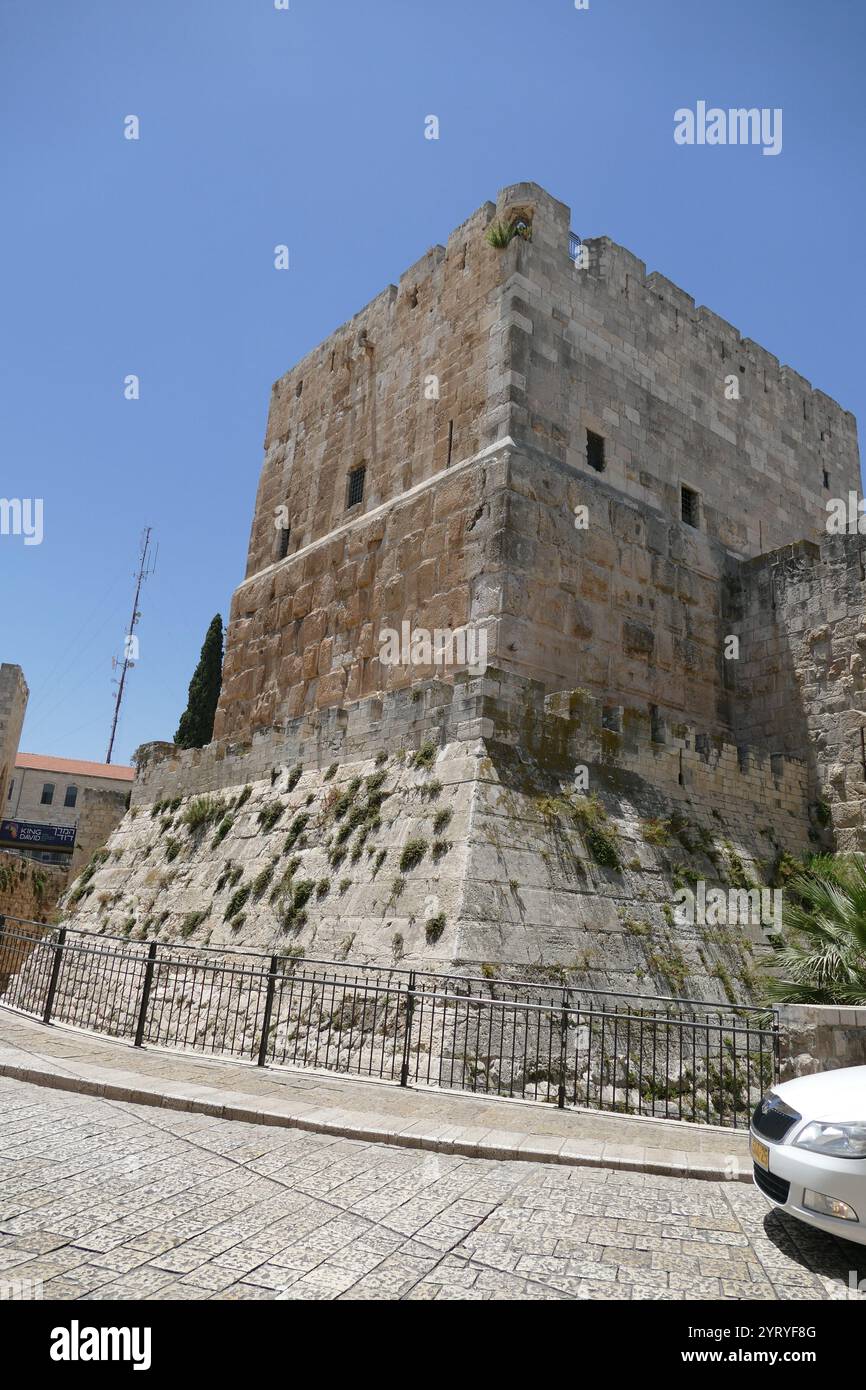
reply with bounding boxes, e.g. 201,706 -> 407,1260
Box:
174,614 -> 223,749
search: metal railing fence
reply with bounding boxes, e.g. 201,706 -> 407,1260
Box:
0,916 -> 778,1128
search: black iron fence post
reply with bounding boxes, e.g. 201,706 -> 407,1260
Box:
133,942 -> 158,1048
42,927 -> 67,1025
557,990 -> 570,1109
400,970 -> 417,1087
256,955 -> 280,1067
0,926 -> 777,1130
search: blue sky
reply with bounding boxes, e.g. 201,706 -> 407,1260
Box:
2,0 -> 864,766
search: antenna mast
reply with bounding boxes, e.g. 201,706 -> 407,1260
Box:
106,527 -> 156,763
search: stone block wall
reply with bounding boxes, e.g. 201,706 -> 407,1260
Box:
55,667 -> 812,998
214,180 -> 860,754
45,181 -> 864,996
778,1004 -> 866,1081
0,663 -> 28,808
136,666 -> 811,845
542,686 -> 811,850
498,184 -> 859,559
215,442 -> 506,740
243,197 -> 507,582
0,848 -> 67,925
728,533 -> 866,848
71,786 -> 131,875
491,447 -> 733,732
217,431 -> 787,750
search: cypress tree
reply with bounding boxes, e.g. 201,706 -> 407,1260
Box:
174,614 -> 224,749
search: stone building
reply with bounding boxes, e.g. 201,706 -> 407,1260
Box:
0,666 -> 134,920
0,664 -> 28,809
51,182 -> 863,1001
4,753 -> 133,872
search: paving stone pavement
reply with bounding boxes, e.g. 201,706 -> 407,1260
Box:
1,1076 -> 865,1301
0,1010 -> 753,1179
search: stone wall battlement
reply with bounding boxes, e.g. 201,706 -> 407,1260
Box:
133,667 -> 812,858
540,686 -> 811,847
578,235 -> 855,426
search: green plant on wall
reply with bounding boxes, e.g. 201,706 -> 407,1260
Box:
571,795 -> 621,870
763,855 -> 866,1005
484,217 -> 531,249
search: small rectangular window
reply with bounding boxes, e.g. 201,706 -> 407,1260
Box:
601,706 -> 622,733
823,469 -> 830,490
64,785 -> 78,808
346,464 -> 366,509
41,782 -> 55,805
650,705 -> 666,745
681,485 -> 700,528
276,526 -> 290,560
586,430 -> 605,472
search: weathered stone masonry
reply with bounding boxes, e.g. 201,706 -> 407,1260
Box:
215,181 -> 858,751
728,533 -> 866,850
52,181 -> 862,998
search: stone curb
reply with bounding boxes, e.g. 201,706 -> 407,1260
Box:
0,1054 -> 752,1184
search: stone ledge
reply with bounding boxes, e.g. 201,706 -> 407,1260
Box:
0,1048 -> 752,1184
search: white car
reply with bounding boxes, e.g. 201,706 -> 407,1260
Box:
750,1067 -> 866,1246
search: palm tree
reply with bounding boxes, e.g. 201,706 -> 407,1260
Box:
765,855 -> 866,1005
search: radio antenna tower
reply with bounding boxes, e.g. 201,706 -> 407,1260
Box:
106,527 -> 157,764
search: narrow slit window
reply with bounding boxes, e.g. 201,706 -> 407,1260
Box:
823,469 -> 830,490
276,526 -> 290,560
681,485 -> 700,528
346,464 -> 366,509
586,429 -> 605,472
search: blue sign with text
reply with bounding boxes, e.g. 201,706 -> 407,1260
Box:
0,819 -> 76,849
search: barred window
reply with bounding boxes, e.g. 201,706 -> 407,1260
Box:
681,485 -> 700,528
346,465 -> 366,509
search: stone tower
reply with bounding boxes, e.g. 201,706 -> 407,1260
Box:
214,181 -> 858,746
58,183 -> 863,1000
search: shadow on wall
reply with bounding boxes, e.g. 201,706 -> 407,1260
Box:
725,534 -> 866,852
0,848 -> 68,925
